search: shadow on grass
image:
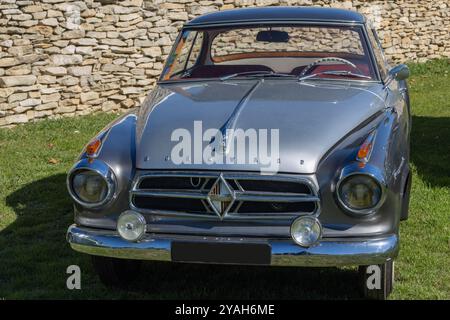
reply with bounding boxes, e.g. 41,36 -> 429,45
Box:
411,116 -> 450,188
0,174 -> 81,298
1,173 -> 362,299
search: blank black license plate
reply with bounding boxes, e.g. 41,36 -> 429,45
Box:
171,242 -> 271,265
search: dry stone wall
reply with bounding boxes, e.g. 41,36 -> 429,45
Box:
0,0 -> 449,127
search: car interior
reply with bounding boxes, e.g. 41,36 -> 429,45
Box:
189,56 -> 371,78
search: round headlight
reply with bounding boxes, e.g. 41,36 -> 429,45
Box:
337,174 -> 382,213
117,211 -> 146,242
71,170 -> 109,204
290,216 -> 322,247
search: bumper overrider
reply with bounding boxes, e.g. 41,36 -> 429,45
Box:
66,224 -> 398,267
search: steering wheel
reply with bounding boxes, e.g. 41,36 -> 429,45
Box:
299,57 -> 363,77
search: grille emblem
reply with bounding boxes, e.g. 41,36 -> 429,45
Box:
207,174 -> 235,219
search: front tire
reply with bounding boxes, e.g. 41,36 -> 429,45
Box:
401,172 -> 412,221
359,259 -> 394,300
91,256 -> 142,287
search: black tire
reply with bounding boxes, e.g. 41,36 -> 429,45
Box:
401,172 -> 412,221
359,259 -> 394,300
91,255 -> 142,287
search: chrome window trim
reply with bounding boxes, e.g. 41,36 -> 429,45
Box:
158,77 -> 382,85
160,21 -> 381,83
361,23 -> 383,82
185,20 -> 365,28
67,158 -> 117,209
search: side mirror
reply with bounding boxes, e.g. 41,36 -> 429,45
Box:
388,64 -> 410,81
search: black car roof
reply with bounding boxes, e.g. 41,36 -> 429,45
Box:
185,6 -> 366,27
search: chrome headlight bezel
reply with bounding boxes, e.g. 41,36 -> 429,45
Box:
67,158 -> 117,208
336,164 -> 387,216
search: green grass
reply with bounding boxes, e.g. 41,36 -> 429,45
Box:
0,59 -> 449,299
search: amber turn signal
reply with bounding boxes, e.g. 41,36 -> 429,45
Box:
86,139 -> 101,157
357,141 -> 372,159
356,131 -> 376,163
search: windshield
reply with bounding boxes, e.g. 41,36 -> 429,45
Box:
160,24 -> 378,82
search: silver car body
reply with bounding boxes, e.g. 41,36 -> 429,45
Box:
66,7 -> 411,267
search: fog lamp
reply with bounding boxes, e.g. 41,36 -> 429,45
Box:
290,216 -> 322,247
117,211 -> 146,242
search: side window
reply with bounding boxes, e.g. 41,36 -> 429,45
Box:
164,30 -> 202,78
367,28 -> 388,80
186,32 -> 203,69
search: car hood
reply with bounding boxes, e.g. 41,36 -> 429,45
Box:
135,79 -> 386,174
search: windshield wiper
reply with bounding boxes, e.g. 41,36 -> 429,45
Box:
298,70 -> 372,81
221,71 -> 295,81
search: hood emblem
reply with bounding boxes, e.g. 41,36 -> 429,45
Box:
209,133 -> 230,156
207,174 -> 235,219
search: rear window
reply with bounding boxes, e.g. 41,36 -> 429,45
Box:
211,26 -> 364,61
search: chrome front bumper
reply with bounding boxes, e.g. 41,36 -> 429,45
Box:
66,224 -> 398,267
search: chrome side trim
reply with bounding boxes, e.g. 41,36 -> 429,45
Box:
67,224 -> 398,267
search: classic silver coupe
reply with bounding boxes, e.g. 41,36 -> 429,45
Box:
66,7 -> 411,299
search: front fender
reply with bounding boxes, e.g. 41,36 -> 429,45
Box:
69,113 -> 138,229
316,109 -> 403,237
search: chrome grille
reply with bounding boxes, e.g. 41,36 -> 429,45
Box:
130,172 -> 320,219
